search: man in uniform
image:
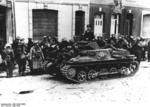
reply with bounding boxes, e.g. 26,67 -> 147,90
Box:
12,37 -> 20,64
27,38 -> 34,53
132,38 -> 142,62
16,38 -> 27,76
3,44 -> 15,77
83,25 -> 95,41
96,36 -> 106,48
148,40 -> 150,62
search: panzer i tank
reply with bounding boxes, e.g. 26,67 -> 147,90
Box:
60,48 -> 139,83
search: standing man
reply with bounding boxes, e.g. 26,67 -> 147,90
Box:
132,39 -> 142,62
27,38 -> 34,72
83,25 -> 95,41
29,42 -> 44,73
12,37 -> 20,64
27,38 -> 34,53
16,38 -> 27,76
3,44 -> 15,78
147,40 -> 150,62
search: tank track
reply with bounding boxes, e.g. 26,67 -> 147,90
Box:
60,60 -> 139,83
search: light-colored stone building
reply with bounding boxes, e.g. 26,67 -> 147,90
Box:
0,0 -> 13,44
12,0 -> 150,43
14,0 -> 90,42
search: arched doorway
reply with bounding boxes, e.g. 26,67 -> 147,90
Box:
94,14 -> 104,38
124,13 -> 133,36
75,10 -> 85,36
110,13 -> 120,36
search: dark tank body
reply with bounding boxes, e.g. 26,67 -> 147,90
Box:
60,48 -> 139,83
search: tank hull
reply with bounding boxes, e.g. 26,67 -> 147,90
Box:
60,49 -> 139,83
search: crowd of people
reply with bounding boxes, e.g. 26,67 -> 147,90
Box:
0,25 -> 150,78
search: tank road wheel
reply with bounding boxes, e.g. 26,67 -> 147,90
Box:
120,66 -> 130,76
129,61 -> 139,75
109,67 -> 117,73
77,70 -> 87,83
88,69 -> 97,80
97,68 -> 109,76
101,68 -> 108,73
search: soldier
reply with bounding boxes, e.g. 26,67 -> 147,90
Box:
49,37 -> 59,57
72,43 -> 80,57
0,41 -> 5,71
141,39 -> 146,61
30,42 -> 44,73
3,44 -> 15,77
96,36 -> 106,48
27,38 -> 34,53
27,38 -> 34,72
117,37 -> 129,49
104,37 -> 118,50
83,25 -> 95,41
148,40 -> 150,62
132,39 -> 142,62
16,38 -> 27,76
40,36 -> 50,58
12,37 -> 20,64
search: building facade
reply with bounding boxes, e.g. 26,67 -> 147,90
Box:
14,0 -> 90,42
0,0 -> 13,44
90,0 -> 150,39
13,0 -> 150,43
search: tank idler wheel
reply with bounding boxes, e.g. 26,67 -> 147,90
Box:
129,61 -> 139,75
77,70 -> 87,83
120,66 -> 130,76
88,69 -> 97,80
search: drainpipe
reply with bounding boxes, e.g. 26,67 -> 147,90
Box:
12,0 -> 16,40
71,4 -> 74,40
28,0 -> 30,38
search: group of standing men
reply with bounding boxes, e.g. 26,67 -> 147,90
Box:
1,25 -> 150,77
82,25 -> 150,62
0,37 -> 32,77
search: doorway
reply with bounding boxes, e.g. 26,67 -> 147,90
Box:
124,13 -> 133,36
0,6 -> 6,43
75,10 -> 85,36
32,9 -> 58,41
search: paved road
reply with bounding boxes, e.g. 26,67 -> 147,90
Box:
0,61 -> 150,106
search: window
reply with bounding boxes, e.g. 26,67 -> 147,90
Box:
110,14 -> 120,36
125,13 -> 133,36
94,14 -> 104,38
75,10 -> 85,36
142,14 -> 150,38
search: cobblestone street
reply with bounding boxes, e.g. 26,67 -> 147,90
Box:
0,61 -> 150,106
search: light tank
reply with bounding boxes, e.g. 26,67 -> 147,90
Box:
60,48 -> 139,83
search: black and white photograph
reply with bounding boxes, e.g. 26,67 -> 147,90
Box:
0,0 -> 150,106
